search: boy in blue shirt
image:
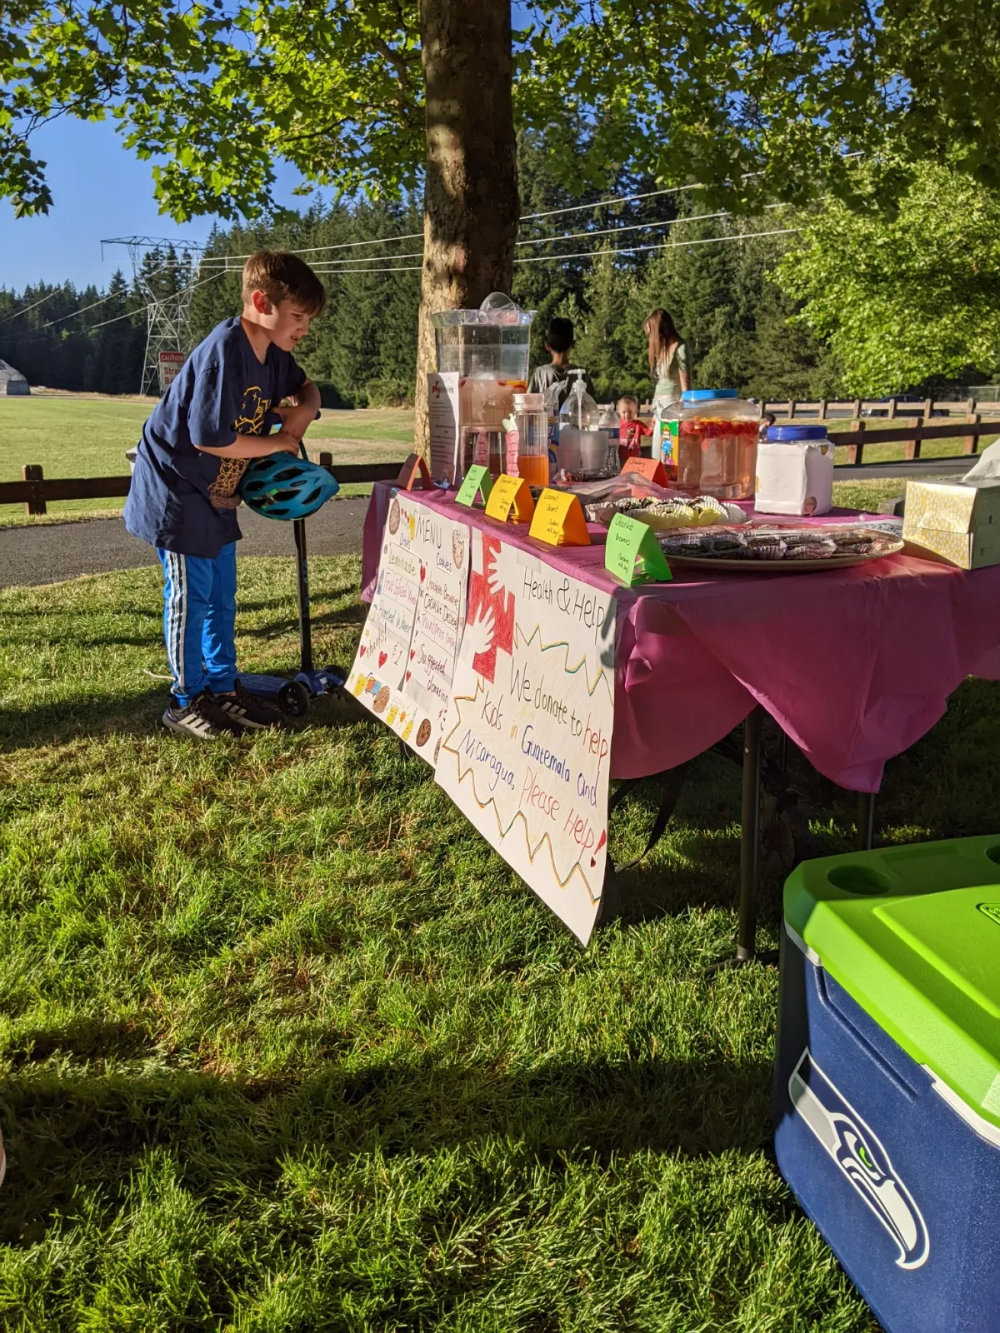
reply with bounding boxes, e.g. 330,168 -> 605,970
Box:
124,251 -> 325,738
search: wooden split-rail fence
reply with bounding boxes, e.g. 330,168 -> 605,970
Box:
3,397 -> 1000,516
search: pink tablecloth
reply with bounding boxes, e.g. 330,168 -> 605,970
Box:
361,484 -> 1000,792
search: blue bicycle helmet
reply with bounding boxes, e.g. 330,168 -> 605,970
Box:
239,453 -> 339,520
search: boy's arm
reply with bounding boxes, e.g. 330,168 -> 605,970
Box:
195,430 -> 300,459
273,377 -> 321,441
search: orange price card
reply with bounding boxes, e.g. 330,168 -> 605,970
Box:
623,457 -> 668,487
397,452 -> 432,491
528,488 -> 591,547
484,473 -> 535,525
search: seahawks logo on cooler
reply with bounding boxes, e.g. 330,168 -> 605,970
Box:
789,1048 -> 930,1270
977,902 -> 1000,927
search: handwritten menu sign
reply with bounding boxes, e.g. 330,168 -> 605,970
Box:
604,513 -> 672,585
528,489 -> 590,547
435,533 -> 617,944
348,492 -> 470,766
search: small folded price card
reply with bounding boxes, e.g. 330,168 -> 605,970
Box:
605,513 -> 673,585
528,488 -> 591,547
484,473 -> 535,524
623,456 -> 669,487
397,452 -> 432,491
455,465 -> 492,508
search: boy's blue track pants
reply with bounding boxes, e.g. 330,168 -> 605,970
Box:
157,542 -> 237,707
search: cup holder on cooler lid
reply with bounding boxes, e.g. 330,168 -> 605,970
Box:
827,864 -> 893,896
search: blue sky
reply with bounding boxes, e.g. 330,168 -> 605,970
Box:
0,117 -> 321,294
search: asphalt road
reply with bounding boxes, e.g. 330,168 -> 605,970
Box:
0,496 -> 370,588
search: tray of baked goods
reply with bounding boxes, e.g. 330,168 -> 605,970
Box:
654,521 -> 904,572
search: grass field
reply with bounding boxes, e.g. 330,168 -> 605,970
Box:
2,551 -> 999,1328
0,399 -> 415,524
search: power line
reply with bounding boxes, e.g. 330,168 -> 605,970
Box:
308,225 -> 802,277
513,227 -> 802,266
8,223 -> 799,345
198,231 -> 426,267
40,288 -> 134,330
200,185 -> 717,265
197,186 -> 731,267
13,268 -> 228,346
516,202 -> 789,249
304,203 -> 794,272
0,288 -> 63,324
521,182 -> 705,221
196,152 -> 863,267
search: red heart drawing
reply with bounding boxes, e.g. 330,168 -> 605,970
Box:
359,646 -> 366,657
410,649 -> 416,659
378,652 -> 388,668
420,565 -> 426,582
405,670 -> 412,681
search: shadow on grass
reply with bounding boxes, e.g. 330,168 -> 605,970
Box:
0,681 -> 373,753
0,1050 -> 775,1244
0,686 -> 175,753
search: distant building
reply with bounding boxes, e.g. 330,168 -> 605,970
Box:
0,359 -> 30,395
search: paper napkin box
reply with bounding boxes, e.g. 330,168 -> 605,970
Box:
902,480 -> 1000,569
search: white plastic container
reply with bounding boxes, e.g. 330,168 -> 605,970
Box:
558,370 -> 604,471
755,425 -> 834,517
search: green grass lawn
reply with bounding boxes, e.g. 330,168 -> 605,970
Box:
2,554 -> 999,1328
0,399 -> 414,525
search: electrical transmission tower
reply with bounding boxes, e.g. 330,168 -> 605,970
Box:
101,235 -> 206,395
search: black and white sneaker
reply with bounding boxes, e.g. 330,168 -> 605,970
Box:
161,691 -> 241,739
213,680 -> 286,730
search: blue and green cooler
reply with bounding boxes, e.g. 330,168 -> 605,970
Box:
773,836 -> 1000,1333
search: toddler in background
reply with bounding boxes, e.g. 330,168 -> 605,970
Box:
617,393 -> 652,465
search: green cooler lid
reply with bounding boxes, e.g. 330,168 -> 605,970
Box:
784,835 -> 1000,1138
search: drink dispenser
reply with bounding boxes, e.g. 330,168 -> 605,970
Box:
430,293 -> 534,432
558,370 -> 607,473
675,389 -> 760,500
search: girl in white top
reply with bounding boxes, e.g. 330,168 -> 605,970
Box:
645,308 -> 691,409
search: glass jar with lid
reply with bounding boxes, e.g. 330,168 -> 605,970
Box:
509,392 -> 549,487
675,389 -> 759,500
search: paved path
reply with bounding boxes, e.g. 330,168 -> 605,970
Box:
0,457 -> 973,588
833,456 -> 971,480
0,497 -> 370,588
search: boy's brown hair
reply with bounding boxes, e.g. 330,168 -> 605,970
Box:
617,393 -> 639,409
242,251 -> 326,316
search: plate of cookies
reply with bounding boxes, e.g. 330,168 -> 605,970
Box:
657,523 -> 904,572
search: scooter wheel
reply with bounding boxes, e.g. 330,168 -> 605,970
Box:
277,680 -> 311,718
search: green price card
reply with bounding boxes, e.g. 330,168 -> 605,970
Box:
455,465 -> 492,507
604,513 -> 673,586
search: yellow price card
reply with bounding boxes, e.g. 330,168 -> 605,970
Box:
528,488 -> 591,547
484,473 -> 535,524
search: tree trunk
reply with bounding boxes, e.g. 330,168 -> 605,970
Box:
415,0 -> 518,454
